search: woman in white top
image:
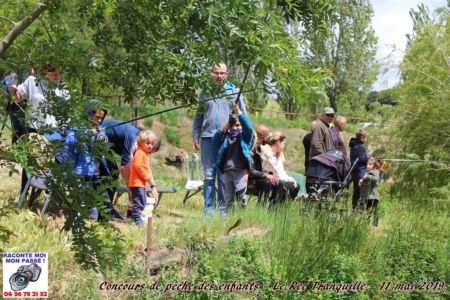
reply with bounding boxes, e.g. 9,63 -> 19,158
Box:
260,132 -> 300,204
12,64 -> 69,130
11,64 -> 70,194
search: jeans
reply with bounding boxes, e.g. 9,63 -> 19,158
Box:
201,137 -> 225,216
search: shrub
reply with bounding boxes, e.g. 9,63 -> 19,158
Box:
164,127 -> 181,146
160,109 -> 184,127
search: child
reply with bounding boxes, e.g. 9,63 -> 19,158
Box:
349,128 -> 369,209
359,157 -> 384,226
212,104 -> 253,216
128,130 -> 160,225
58,99 -> 111,221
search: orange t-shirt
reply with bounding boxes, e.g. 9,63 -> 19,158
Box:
128,146 -> 151,188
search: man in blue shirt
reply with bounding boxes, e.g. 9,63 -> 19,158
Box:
101,119 -> 140,216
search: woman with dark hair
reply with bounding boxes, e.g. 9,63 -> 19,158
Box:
260,132 -> 299,205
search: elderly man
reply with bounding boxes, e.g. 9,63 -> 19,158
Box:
309,107 -> 335,160
331,116 -> 348,156
192,62 -> 247,217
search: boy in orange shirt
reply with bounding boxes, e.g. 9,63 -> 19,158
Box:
128,130 -> 160,225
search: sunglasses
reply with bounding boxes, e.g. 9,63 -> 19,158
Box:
325,114 -> 334,117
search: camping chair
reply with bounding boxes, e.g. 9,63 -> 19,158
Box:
15,132 -> 62,215
16,171 -> 53,215
182,153 -> 204,206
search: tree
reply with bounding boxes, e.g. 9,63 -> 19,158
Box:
0,0 -> 51,58
392,5 -> 449,201
0,0 -> 336,272
299,0 -> 378,113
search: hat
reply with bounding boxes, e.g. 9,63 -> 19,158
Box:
322,107 -> 335,115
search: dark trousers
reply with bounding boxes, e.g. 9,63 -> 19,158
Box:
251,177 -> 300,206
130,187 -> 147,219
352,179 -> 361,209
366,199 -> 379,226
85,174 -> 110,221
19,128 -> 37,195
99,160 -> 123,218
8,103 -> 27,144
275,181 -> 300,204
253,178 -> 276,205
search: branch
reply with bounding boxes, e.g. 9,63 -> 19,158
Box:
0,0 -> 51,58
37,17 -> 55,45
0,16 -> 16,26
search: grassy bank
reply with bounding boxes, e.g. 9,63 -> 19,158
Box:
0,107 -> 448,299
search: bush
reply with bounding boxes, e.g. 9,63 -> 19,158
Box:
144,118 -> 153,129
164,127 -> 181,146
160,108 -> 184,127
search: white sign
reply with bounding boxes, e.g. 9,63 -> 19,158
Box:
2,252 -> 48,298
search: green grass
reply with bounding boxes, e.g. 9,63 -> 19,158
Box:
0,166 -> 448,299
164,127 -> 181,146
0,104 -> 448,299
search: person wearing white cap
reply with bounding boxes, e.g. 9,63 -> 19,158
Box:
309,107 -> 336,160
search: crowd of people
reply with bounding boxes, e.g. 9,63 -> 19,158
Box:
2,61 -> 383,226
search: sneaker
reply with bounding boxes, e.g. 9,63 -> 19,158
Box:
132,217 -> 145,225
110,208 -> 126,222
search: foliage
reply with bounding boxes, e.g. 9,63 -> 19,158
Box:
0,88 -> 129,272
0,0 -> 336,273
365,88 -> 398,109
187,237 -> 273,299
159,108 -> 184,127
0,206 -> 15,252
164,126 -> 181,147
392,6 -> 449,201
74,0 -> 336,112
299,0 -> 378,114
274,59 -> 332,119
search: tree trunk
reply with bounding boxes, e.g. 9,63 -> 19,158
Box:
81,78 -> 91,96
130,95 -> 138,126
327,90 -> 338,112
0,0 -> 51,58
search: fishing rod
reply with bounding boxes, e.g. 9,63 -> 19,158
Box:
234,65 -> 250,105
332,157 -> 359,203
101,87 -> 259,131
383,159 -> 449,165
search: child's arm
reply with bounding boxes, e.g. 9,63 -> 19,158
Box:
147,168 -> 159,201
211,124 -> 228,148
365,170 -> 380,185
231,103 -> 253,143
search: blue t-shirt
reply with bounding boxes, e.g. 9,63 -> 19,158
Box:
101,119 -> 140,165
